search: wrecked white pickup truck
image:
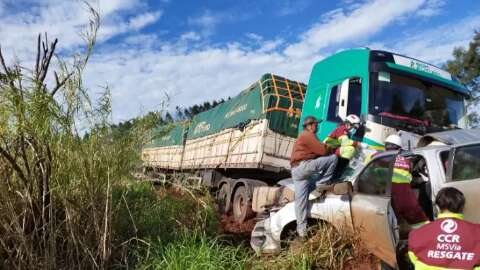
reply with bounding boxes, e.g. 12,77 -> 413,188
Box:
250,130 -> 480,269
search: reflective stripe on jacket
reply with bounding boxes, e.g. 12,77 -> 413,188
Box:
324,124 -> 358,160
391,155 -> 429,225
408,212 -> 480,269
392,155 -> 412,184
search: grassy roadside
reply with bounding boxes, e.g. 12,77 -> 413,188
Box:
110,181 -> 251,269
113,180 -> 372,270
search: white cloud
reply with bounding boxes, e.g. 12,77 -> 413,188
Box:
246,33 -> 263,42
259,39 -> 284,53
284,0 -> 426,58
0,0 -> 161,62
83,45 -> 312,121
186,9 -> 254,38
244,33 -> 284,53
188,10 -> 221,37
276,0 -> 311,16
123,34 -> 159,47
415,0 -> 445,17
128,11 -> 162,31
180,31 -> 201,42
388,15 -> 480,65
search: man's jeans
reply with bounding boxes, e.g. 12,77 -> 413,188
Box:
292,155 -> 338,237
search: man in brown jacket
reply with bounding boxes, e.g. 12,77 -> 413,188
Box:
291,116 -> 338,238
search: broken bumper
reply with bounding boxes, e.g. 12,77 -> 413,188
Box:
250,218 -> 281,254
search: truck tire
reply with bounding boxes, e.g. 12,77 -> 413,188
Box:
233,186 -> 254,223
216,184 -> 231,214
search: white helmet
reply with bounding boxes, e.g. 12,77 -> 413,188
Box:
345,114 -> 361,125
385,134 -> 402,148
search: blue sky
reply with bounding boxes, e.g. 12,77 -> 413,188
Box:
0,0 -> 479,122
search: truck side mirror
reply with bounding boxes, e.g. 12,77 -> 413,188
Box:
332,181 -> 352,195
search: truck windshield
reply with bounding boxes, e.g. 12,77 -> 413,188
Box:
370,72 -> 465,130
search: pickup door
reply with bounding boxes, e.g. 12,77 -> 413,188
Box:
350,154 -> 398,268
444,143 -> 480,223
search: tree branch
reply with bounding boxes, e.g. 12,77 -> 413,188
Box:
51,71 -> 74,97
37,38 -> 58,87
0,45 -> 9,74
0,145 -> 28,185
35,34 -> 41,81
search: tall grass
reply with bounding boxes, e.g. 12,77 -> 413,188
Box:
140,232 -> 250,270
109,181 -> 250,269
0,6 -> 159,269
111,182 -> 218,264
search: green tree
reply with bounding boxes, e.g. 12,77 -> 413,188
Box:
445,31 -> 480,127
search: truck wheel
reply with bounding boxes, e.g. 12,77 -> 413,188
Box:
216,184 -> 231,214
233,186 -> 254,223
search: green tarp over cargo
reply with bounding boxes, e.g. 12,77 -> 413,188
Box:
187,73 -> 306,140
145,122 -> 188,148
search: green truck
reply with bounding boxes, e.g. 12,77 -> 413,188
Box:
142,48 -> 470,223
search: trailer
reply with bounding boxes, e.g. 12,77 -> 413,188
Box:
142,73 -> 307,221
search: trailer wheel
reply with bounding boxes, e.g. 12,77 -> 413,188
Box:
233,186 -> 254,223
216,184 -> 231,214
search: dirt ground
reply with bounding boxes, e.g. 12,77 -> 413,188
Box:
219,214 -> 256,234
343,256 -> 378,270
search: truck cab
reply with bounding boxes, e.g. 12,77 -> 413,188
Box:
301,48 -> 470,149
250,131 -> 480,269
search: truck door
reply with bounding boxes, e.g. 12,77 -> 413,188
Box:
321,77 -> 362,138
350,154 -> 398,267
443,143 -> 480,223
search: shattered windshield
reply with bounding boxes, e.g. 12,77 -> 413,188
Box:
370,72 -> 465,130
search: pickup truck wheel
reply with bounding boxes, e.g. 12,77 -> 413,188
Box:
233,186 -> 254,223
216,184 -> 231,214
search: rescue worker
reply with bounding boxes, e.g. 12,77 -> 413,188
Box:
408,187 -> 480,269
389,134 -> 429,227
364,133 -> 404,164
373,134 -> 430,269
324,114 -> 361,160
324,114 -> 361,178
290,116 -> 338,238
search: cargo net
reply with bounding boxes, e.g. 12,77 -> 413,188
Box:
258,73 -> 306,117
